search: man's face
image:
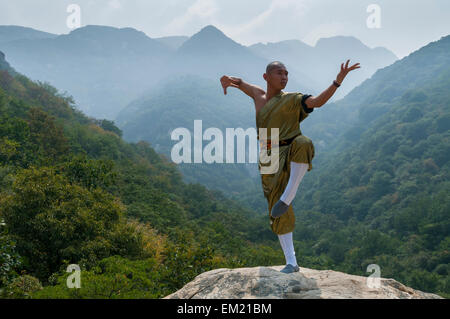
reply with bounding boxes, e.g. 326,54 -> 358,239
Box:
264,66 -> 288,90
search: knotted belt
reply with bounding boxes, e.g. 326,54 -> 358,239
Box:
260,134 -> 300,151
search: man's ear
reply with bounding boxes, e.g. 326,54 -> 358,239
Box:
263,73 -> 267,81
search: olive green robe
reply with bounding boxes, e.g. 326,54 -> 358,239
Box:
256,91 -> 315,235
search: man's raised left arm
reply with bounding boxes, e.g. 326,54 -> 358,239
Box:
304,59 -> 361,109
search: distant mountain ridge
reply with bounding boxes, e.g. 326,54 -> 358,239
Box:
249,35 -> 398,100
0,24 -> 174,119
0,25 -> 57,44
0,24 -> 396,119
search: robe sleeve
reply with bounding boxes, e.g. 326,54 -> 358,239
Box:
294,93 -> 313,123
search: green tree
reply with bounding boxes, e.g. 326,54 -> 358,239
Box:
27,107 -> 69,163
0,166 -> 149,282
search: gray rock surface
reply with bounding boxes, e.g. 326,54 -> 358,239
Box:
164,266 -> 444,299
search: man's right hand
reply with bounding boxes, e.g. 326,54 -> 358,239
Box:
220,75 -> 241,95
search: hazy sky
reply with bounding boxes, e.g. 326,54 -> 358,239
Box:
1,0 -> 449,58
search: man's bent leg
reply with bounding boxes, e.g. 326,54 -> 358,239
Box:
270,136 -> 314,218
280,162 -> 309,205
271,162 -> 308,218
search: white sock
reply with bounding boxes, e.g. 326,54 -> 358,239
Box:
278,232 -> 297,266
280,162 -> 308,205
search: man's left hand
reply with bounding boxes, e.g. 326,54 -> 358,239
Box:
336,59 -> 361,84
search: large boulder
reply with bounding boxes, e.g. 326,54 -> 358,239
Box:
164,266 -> 444,299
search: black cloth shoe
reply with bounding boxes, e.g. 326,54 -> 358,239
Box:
271,199 -> 290,218
280,264 -> 300,274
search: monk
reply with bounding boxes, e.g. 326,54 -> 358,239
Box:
220,59 -> 360,273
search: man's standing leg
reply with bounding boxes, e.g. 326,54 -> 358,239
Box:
260,140 -> 312,273
278,231 -> 300,273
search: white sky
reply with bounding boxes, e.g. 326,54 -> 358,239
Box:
0,0 -> 449,58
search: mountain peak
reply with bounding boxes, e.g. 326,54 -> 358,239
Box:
68,25 -> 150,40
197,24 -> 226,37
60,24 -> 171,54
315,35 -> 366,49
178,24 -> 243,53
69,24 -> 117,34
187,24 -> 231,43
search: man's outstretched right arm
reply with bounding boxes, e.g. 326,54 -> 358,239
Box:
220,75 -> 265,100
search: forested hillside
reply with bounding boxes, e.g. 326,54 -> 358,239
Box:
0,55 -> 283,298
288,35 -> 450,295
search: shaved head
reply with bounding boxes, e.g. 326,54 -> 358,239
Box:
263,61 -> 288,90
266,61 -> 286,74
